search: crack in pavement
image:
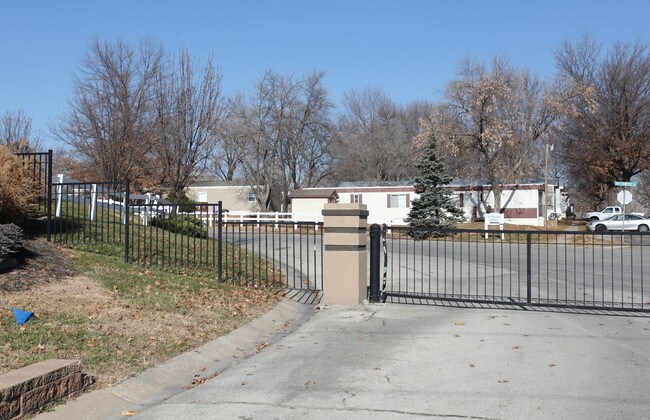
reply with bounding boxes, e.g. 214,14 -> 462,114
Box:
166,400 -> 500,419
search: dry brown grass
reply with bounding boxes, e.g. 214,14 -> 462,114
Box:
0,250 -> 280,387
0,145 -> 38,223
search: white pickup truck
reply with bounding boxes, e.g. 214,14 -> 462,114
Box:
584,206 -> 622,221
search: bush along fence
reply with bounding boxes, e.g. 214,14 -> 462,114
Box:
16,150 -> 53,240
48,178 -> 323,292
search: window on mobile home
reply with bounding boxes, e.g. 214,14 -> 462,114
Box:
389,194 -> 408,208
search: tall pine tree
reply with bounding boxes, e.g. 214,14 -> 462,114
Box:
406,130 -> 465,237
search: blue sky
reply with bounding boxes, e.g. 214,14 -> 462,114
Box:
1,0 -> 649,149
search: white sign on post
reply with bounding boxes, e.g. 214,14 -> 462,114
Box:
616,186 -> 634,232
484,213 -> 505,240
617,190 -> 632,205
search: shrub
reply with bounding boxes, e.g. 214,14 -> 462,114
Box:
165,192 -> 198,214
0,145 -> 38,223
149,215 -> 207,238
566,206 -> 575,219
0,223 -> 24,262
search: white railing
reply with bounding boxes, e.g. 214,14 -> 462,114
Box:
188,211 -> 322,229
367,216 -> 408,227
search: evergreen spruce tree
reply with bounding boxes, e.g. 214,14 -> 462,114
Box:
406,130 -> 465,238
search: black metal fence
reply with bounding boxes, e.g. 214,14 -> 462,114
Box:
221,218 -> 323,291
48,180 -> 324,292
51,180 -> 128,253
16,150 -> 53,240
370,225 -> 649,312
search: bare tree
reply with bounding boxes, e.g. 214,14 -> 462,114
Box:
333,87 -> 425,183
239,70 -> 334,211
554,36 -> 650,208
53,38 -> 163,183
212,96 -> 247,181
0,110 -> 41,152
152,48 -> 224,200
638,170 -> 650,208
403,100 -> 436,149
435,56 -> 555,211
417,105 -> 482,179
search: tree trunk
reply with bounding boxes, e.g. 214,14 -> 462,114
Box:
492,180 -> 503,213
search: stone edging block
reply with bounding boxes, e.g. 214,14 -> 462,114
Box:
0,359 -> 95,419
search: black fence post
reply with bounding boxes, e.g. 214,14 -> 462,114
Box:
526,232 -> 532,305
124,180 -> 130,263
369,223 -> 381,302
217,200 -> 223,283
46,149 -> 53,242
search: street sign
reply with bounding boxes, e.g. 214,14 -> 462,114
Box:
614,181 -> 637,187
617,190 -> 633,205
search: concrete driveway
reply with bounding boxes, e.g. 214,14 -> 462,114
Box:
136,303 -> 650,420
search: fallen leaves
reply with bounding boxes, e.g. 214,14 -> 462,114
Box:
0,256 -> 280,389
190,373 -> 218,387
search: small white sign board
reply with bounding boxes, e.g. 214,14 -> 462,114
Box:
484,213 -> 505,240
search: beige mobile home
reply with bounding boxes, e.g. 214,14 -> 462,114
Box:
186,180 -> 261,212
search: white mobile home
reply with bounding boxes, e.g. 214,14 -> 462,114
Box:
292,180 -> 565,227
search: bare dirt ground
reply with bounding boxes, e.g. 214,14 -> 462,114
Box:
0,238 -> 76,292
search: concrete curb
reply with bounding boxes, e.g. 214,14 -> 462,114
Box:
36,298 -> 315,420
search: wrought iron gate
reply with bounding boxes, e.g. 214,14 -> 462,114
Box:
369,224 -> 650,312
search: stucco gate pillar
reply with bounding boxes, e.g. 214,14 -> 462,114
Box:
321,203 -> 368,304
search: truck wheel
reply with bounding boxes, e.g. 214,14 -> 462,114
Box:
596,224 -> 607,232
638,225 -> 649,233
590,217 -> 599,222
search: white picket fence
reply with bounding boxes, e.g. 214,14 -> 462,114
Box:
51,172 -> 323,229
196,211 -> 322,229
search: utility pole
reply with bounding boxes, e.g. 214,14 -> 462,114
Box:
544,144 -> 555,227
544,144 -> 549,227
